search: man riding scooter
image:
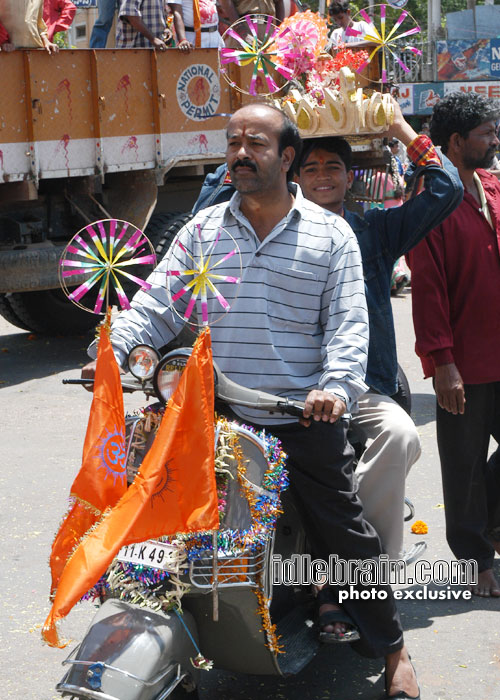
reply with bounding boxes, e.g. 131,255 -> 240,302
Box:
83,102 -> 421,699
192,98 -> 463,567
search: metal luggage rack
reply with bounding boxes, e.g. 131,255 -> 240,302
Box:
188,547 -> 267,589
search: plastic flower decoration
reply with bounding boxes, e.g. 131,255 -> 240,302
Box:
277,10 -> 328,57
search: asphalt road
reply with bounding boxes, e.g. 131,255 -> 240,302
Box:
1,290 -> 499,700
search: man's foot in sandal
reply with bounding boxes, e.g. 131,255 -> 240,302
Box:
316,587 -> 360,643
384,646 -> 420,699
469,569 -> 500,597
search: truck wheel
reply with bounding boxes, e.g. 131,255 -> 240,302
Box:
143,212 -> 183,257
0,294 -> 32,331
155,212 -> 194,260
5,289 -> 98,336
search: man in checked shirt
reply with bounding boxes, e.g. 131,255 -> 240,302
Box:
83,103 -> 420,699
116,0 -> 172,49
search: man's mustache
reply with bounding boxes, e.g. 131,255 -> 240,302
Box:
231,159 -> 257,172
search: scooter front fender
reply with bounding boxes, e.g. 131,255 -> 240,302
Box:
56,598 -> 199,700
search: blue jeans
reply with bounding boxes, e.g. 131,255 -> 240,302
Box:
89,0 -> 119,48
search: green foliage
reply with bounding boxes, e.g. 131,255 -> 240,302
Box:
53,31 -> 69,49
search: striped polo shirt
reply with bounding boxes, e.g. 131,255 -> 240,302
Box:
105,184 -> 369,424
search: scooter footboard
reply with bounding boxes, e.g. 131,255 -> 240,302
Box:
56,599 -> 198,700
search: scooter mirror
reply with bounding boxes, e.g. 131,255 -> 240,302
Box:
153,348 -> 192,403
153,348 -> 219,404
127,345 -> 160,381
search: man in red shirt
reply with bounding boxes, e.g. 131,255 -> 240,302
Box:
43,0 -> 76,42
408,92 -> 500,597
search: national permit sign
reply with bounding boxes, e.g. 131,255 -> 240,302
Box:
176,64 -> 221,122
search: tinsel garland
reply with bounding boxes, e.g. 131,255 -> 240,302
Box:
176,419 -> 289,561
80,414 -> 289,659
254,582 -> 285,655
82,539 -> 190,611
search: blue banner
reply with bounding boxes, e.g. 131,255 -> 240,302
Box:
491,39 -> 500,78
73,0 -> 97,7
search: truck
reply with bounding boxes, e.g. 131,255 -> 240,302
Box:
0,44 -> 391,335
0,47 -> 243,334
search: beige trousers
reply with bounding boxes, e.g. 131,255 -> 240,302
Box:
351,392 -> 421,560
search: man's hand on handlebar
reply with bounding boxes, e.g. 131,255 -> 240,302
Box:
81,361 -> 97,392
300,389 -> 346,428
81,361 -> 127,392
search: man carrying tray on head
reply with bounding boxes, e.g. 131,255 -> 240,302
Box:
82,102 -> 424,699
296,99 -> 463,563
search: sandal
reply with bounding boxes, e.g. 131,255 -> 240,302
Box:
316,587 -> 361,644
384,656 -> 420,699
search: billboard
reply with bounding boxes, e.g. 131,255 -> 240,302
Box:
396,84 -> 413,115
444,81 -> 500,100
437,39 -> 495,81
412,83 -> 444,115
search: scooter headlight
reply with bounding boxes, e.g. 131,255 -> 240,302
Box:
127,345 -> 160,381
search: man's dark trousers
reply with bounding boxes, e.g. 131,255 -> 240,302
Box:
436,381 -> 500,573
248,417 -> 404,659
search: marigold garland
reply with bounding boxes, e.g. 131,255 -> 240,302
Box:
411,520 -> 428,535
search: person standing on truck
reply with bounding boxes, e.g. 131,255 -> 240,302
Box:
408,92 -> 500,598
0,0 -> 59,53
218,0 -> 284,26
82,102 -> 421,700
0,19 -> 15,50
42,0 -> 76,42
115,0 -> 172,49
168,0 -> 222,51
89,0 -> 119,48
326,0 -> 372,50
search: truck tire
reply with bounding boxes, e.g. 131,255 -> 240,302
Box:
0,294 -> 32,331
143,212 -> 183,257
155,212 -> 194,260
4,289 -> 98,336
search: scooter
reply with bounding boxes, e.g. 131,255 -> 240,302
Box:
56,345 -> 424,700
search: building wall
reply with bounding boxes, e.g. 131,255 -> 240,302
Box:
447,6 -> 500,41
68,8 -> 117,48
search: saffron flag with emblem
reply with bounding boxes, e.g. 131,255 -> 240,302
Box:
48,317 -> 127,598
43,328 -> 218,648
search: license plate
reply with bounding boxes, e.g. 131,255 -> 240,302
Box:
117,540 -> 183,573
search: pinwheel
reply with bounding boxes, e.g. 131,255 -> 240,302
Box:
346,4 -> 422,84
219,14 -> 299,96
59,219 -> 156,314
165,223 -> 242,327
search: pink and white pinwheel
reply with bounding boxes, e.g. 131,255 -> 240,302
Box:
59,219 -> 156,314
165,223 -> 242,327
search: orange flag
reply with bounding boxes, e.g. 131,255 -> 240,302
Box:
43,328 -> 218,648
48,317 -> 127,597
